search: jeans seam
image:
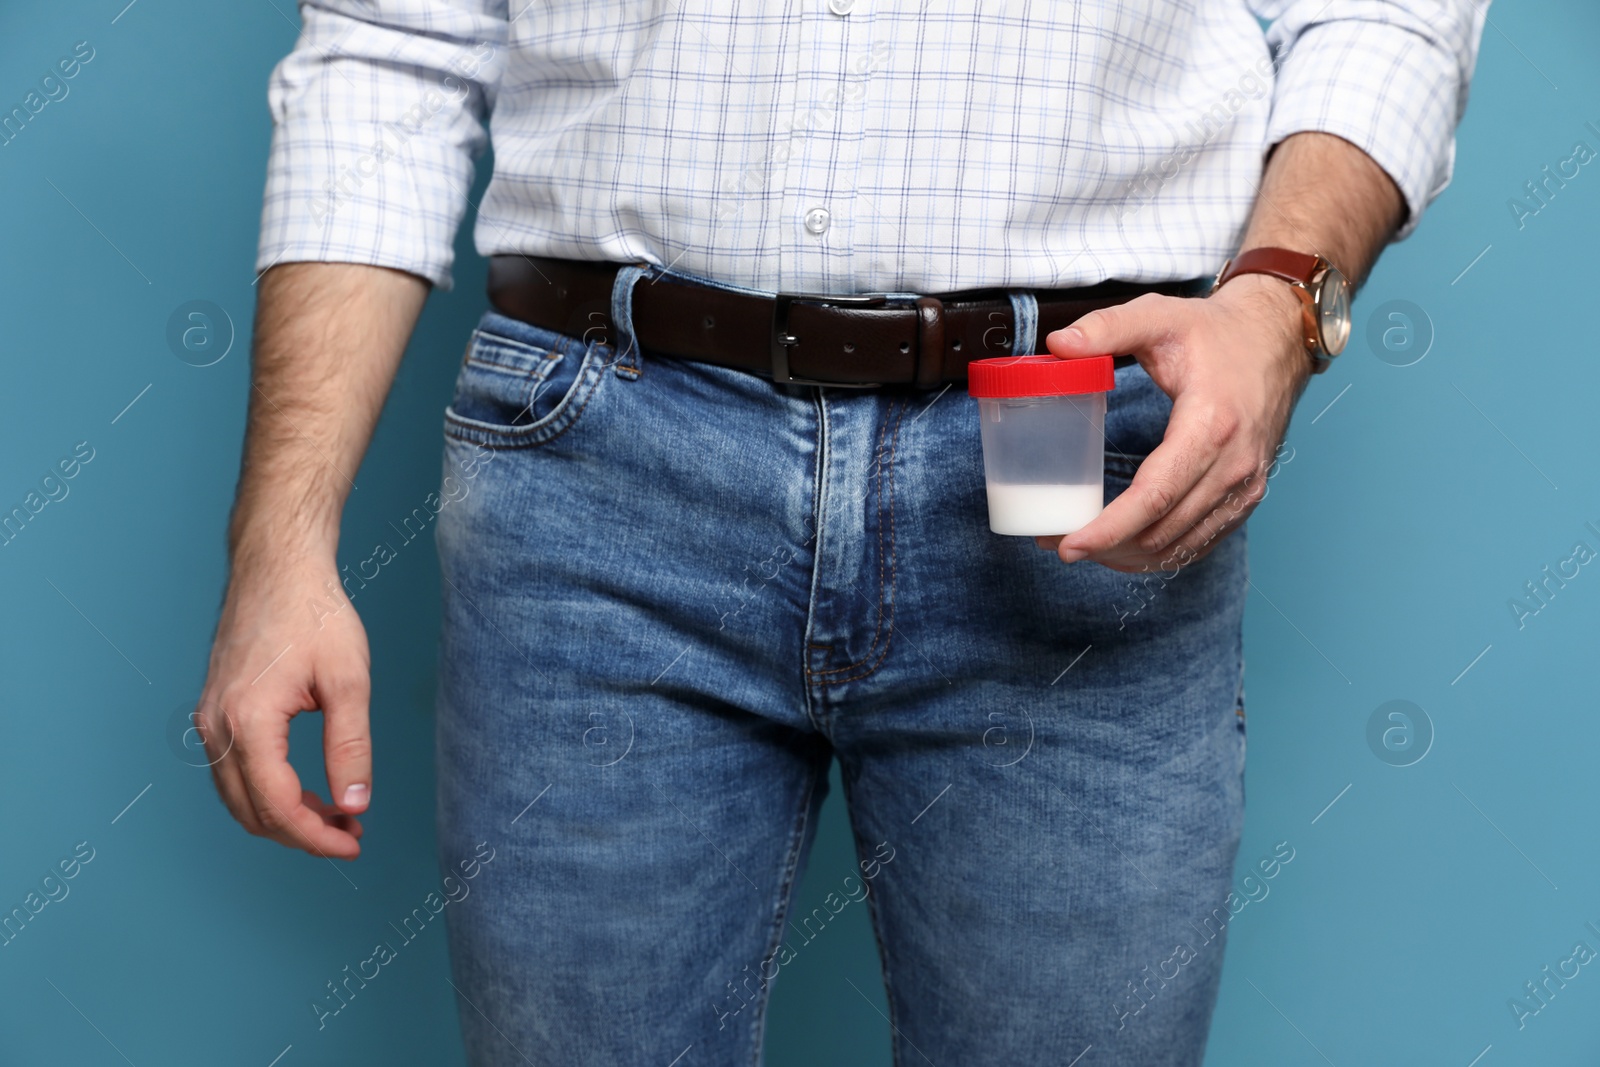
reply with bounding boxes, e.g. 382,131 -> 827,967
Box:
1236,631 -> 1248,779
841,768 -> 904,1067
807,400 -> 895,677
747,758 -> 826,1064
809,398 -> 906,684
801,391 -> 832,732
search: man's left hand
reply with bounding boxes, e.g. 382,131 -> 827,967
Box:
1037,274 -> 1314,573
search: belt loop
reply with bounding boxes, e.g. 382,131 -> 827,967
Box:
608,262 -> 651,379
1008,291 -> 1039,356
913,296 -> 945,391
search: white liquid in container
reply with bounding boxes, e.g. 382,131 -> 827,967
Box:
984,482 -> 1103,536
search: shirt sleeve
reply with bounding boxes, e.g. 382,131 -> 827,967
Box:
256,1 -> 507,290
1248,0 -> 1487,239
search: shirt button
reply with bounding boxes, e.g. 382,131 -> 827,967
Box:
828,0 -> 855,14
804,206 -> 832,235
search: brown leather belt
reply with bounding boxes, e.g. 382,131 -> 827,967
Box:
488,255 -> 1206,389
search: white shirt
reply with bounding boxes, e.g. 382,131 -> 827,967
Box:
256,1 -> 1485,295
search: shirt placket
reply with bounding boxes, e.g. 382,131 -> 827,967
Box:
775,0 -> 873,293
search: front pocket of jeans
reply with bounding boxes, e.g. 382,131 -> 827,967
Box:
444,327 -> 604,449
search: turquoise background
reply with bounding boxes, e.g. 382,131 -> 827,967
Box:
1,2 -> 1596,1064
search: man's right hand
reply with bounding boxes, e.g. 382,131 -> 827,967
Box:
200,262 -> 430,860
197,559 -> 371,859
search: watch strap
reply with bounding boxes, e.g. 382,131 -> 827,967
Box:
1212,246 -> 1334,373
1215,247 -> 1321,290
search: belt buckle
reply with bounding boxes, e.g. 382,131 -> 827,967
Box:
771,292 -> 889,387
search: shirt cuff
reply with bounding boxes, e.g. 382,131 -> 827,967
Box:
1265,16 -> 1468,240
255,118 -> 477,291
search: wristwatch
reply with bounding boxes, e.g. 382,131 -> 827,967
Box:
1211,247 -> 1351,373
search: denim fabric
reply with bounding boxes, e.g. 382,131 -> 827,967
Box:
434,307 -> 1248,1067
1007,291 -> 1039,356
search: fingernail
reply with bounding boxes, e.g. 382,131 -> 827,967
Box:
1058,546 -> 1087,563
1055,327 -> 1086,347
342,784 -> 369,809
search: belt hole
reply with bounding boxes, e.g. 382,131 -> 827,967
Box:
844,342 -> 855,353
953,339 -> 962,351
899,341 -> 910,353
703,315 -> 715,329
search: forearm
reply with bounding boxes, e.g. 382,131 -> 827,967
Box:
1045,135 -> 1409,567
201,260 -> 425,858
229,262 -> 429,568
1238,131 -> 1406,288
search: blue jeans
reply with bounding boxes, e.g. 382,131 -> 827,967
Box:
434,292 -> 1248,1066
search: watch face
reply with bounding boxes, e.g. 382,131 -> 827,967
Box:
1317,266 -> 1351,356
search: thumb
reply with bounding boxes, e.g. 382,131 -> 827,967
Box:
317,665 -> 373,814
1045,292 -> 1183,361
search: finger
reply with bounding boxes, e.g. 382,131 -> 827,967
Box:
1100,514 -> 1244,575
1123,457 -> 1266,560
236,710 -> 361,859
1154,490 -> 1253,568
246,766 -> 362,860
209,744 -> 267,836
1044,293 -> 1186,361
1085,463 -> 1244,568
1093,469 -> 1255,574
302,788 -> 364,839
198,698 -> 263,834
316,664 -> 372,815
1056,419 -> 1216,563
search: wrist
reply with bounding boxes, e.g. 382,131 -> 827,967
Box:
1216,265 -> 1305,335
228,510 -> 340,576
1217,271 -> 1304,325
1209,273 -> 1316,383
226,465 -> 347,562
